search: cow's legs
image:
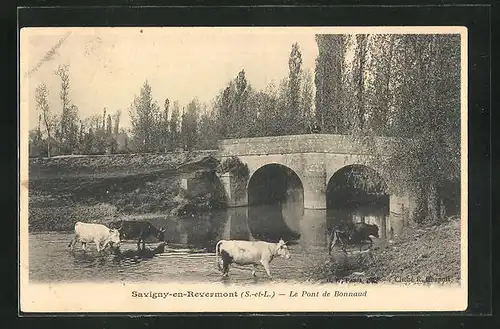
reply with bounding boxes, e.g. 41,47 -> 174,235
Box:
137,239 -> 146,251
81,242 -> 87,252
260,260 -> 272,279
95,240 -> 101,253
252,264 -> 258,277
222,261 -> 230,277
68,238 -> 76,250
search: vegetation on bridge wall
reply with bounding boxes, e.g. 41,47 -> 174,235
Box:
217,156 -> 249,180
217,156 -> 250,203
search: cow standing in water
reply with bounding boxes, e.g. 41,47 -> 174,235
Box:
328,222 -> 379,255
112,242 -> 167,260
68,222 -> 121,253
215,239 -> 291,279
109,220 -> 166,251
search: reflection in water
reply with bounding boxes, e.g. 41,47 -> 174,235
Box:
248,204 -> 301,242
246,164 -> 304,243
299,209 -> 328,250
223,207 -> 251,241
141,199 -> 399,255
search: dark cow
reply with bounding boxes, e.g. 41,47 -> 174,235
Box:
109,220 -> 166,251
215,239 -> 291,279
328,222 -> 379,255
112,242 -> 166,260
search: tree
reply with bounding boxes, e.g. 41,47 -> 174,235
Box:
368,35 -> 395,135
352,34 -> 369,131
215,82 -> 235,139
233,70 -> 251,138
253,83 -> 280,137
196,105 -> 219,150
79,120 -> 85,147
160,98 -> 170,152
300,69 -> 314,134
129,80 -> 161,152
102,108 -> 107,131
105,114 -> 116,153
313,33 -> 461,224
82,127 -> 94,155
275,77 -> 290,136
180,99 -> 199,151
169,101 -> 181,151
287,42 -> 303,134
314,34 -> 347,133
55,64 -> 79,153
35,82 -> 54,157
371,34 -> 461,223
29,129 -> 44,157
112,110 -> 121,136
106,114 -> 112,136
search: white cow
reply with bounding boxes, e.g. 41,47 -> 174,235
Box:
215,239 -> 291,279
68,222 -> 121,253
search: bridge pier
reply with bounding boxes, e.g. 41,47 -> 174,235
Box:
302,174 -> 327,210
220,172 -> 248,207
301,156 -> 327,210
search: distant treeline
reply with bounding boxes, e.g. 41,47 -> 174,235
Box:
29,34 -> 461,224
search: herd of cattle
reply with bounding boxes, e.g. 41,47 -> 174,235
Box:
67,219 -> 379,278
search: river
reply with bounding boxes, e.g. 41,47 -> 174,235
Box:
28,204 -> 400,283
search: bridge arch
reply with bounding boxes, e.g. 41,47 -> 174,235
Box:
246,163 -> 303,242
247,162 -> 304,190
326,164 -> 391,238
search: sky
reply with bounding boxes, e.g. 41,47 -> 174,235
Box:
21,27 -> 322,130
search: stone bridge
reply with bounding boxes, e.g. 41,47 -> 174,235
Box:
218,134 -> 416,218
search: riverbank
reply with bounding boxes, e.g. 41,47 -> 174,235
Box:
313,215 -> 461,284
27,151 -> 219,232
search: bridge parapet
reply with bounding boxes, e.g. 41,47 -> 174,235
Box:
218,134 -> 399,157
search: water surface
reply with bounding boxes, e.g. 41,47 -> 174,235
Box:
29,204 -> 399,283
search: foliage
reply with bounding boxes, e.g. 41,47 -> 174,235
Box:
315,34 -> 347,133
217,156 -> 249,181
180,99 -> 199,151
317,34 -> 462,223
129,80 -> 161,153
287,42 -> 303,134
34,82 -> 54,157
169,101 -> 181,151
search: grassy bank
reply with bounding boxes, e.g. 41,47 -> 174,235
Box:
28,151 -> 219,232
312,215 -> 461,284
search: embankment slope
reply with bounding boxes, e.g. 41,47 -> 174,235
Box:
28,151 -> 217,232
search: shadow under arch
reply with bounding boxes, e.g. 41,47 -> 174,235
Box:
247,163 -> 303,242
326,164 -> 390,239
